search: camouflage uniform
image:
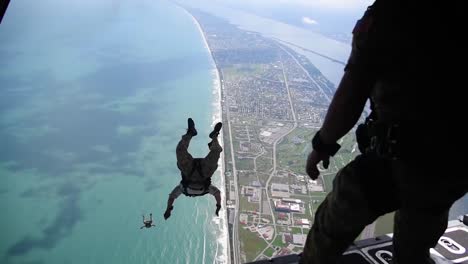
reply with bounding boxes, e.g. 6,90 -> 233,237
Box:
301,2 -> 467,264
169,134 -> 222,198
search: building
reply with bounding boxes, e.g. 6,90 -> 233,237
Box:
291,136 -> 304,145
290,204 -> 301,212
277,247 -> 292,256
229,180 -> 236,201
244,186 -> 255,196
271,183 -> 290,198
295,218 -> 310,227
290,184 -> 307,194
277,212 -> 291,225
278,213 -> 288,220
293,234 -> 307,246
272,183 -> 289,192
252,180 -> 262,187
275,203 -> 290,212
275,201 -> 290,212
308,179 -> 324,192
282,198 -> 302,204
250,188 -> 260,203
228,208 -> 235,224
240,213 -> 248,225
283,233 -> 293,244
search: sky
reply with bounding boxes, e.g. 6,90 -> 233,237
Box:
211,0 -> 374,11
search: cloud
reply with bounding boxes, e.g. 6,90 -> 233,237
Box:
302,17 -> 318,25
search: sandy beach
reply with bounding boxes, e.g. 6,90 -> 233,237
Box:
177,5 -> 230,264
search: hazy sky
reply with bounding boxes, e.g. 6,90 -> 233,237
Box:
211,0 -> 374,11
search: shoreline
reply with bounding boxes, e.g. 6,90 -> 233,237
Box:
176,4 -> 230,264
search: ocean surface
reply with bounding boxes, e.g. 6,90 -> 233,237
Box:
0,0 -> 227,264
1,1 -> 466,264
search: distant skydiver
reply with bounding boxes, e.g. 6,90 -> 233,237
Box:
163,118 -> 223,220
140,213 -> 156,229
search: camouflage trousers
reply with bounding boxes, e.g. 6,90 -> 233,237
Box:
300,154 -> 467,264
176,134 -> 222,179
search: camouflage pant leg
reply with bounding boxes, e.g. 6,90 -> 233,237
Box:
300,155 -> 396,264
391,160 -> 467,264
392,209 -> 448,264
202,137 -> 222,177
301,153 -> 467,264
176,134 -> 193,176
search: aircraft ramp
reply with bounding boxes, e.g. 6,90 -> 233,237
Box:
247,218 -> 468,264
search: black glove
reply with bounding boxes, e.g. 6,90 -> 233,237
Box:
215,204 -> 221,216
164,206 -> 173,220
312,130 -> 340,156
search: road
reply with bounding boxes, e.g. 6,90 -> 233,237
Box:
254,57 -> 298,261
232,41 -> 335,263
225,78 -> 240,264
277,44 -> 332,103
273,37 -> 346,66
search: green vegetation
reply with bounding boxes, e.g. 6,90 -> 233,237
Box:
260,214 -> 273,223
277,128 -> 315,175
264,247 -> 275,257
239,64 -> 264,75
223,67 -> 240,78
240,227 -> 268,262
224,64 -> 265,78
240,196 -> 258,212
257,172 -> 270,187
331,133 -> 358,171
272,235 -> 287,248
236,157 -> 255,170
291,246 -> 304,253
256,154 -> 273,174
321,174 -> 334,193
338,132 -> 357,150
237,173 -> 257,186
272,129 -> 359,192
309,195 -> 326,216
291,227 -> 302,234
301,203 -> 312,218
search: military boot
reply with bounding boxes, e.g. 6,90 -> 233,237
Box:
209,122 -> 222,139
187,118 -> 197,136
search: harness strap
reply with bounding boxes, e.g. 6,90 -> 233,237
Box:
181,159 -> 211,197
360,118 -> 429,160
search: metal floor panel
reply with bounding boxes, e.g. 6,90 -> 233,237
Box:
247,221 -> 468,264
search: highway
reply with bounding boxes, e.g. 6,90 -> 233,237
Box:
254,57 -> 298,260
226,78 -> 240,264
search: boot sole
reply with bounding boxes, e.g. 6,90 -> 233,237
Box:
187,118 -> 197,136
209,122 -> 222,138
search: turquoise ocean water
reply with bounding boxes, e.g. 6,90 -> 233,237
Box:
0,0 -> 226,263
